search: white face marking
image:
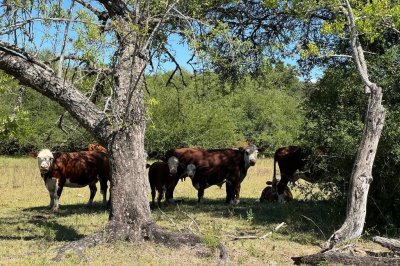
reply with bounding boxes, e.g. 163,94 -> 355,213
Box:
186,164 -> 196,179
168,156 -> 179,174
243,145 -> 259,169
37,149 -> 54,174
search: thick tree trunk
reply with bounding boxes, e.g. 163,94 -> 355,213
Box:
106,127 -> 152,240
323,84 -> 385,249
102,25 -> 154,240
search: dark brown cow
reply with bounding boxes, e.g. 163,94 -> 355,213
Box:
165,144 -> 263,204
88,143 -> 107,153
147,161 -> 196,209
272,146 -> 316,202
36,149 -> 110,211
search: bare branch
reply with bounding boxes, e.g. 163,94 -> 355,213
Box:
226,222 -> 286,240
75,0 -> 109,23
0,17 -> 103,35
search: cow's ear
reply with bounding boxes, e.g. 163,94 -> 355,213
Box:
30,152 -> 38,158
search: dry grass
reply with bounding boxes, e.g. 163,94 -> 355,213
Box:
0,156 -> 349,265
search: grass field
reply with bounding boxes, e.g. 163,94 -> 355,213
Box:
0,156 -> 375,265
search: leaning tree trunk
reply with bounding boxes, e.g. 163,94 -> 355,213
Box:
323,84 -> 385,249
323,0 -> 386,249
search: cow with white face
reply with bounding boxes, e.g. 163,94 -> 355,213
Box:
36,149 -> 110,211
165,144 -> 265,204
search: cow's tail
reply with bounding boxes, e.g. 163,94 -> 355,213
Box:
271,156 -> 278,190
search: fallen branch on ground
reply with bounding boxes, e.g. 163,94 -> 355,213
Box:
373,236 -> 400,254
225,222 -> 286,240
292,249 -> 400,265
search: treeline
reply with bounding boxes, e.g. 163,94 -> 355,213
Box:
0,62 -> 305,156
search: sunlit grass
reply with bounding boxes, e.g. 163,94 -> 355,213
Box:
0,156 -> 344,265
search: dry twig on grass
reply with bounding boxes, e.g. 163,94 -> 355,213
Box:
225,222 -> 286,240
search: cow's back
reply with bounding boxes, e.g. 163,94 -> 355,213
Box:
169,148 -> 244,186
52,151 -> 109,185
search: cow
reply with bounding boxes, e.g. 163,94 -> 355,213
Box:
164,144 -> 264,204
148,161 -> 196,208
260,181 -> 293,202
88,143 -> 107,153
36,149 -> 110,211
272,145 -> 323,202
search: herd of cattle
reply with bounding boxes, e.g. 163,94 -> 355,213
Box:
33,143 -> 316,211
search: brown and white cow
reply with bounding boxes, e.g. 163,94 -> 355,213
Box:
36,149 -> 110,211
165,144 -> 264,204
148,161 -> 196,208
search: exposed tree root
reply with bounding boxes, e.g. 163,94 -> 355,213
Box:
217,243 -> 229,266
52,221 -> 228,263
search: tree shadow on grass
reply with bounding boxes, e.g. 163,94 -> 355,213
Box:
22,202 -> 108,217
159,197 -> 346,245
0,214 -> 85,241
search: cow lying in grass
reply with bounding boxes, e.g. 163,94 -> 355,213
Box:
36,149 -> 110,211
259,181 -> 293,202
148,160 -> 196,209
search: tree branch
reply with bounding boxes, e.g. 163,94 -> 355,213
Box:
0,47 -> 112,141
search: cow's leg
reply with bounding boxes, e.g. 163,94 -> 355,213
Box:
45,177 -> 57,210
234,183 -> 241,204
98,176 -> 108,206
225,183 -> 235,204
157,186 -> 164,208
150,186 -> 156,209
277,174 -> 290,203
165,178 -> 179,205
87,183 -> 97,206
198,186 -> 205,203
53,179 -> 64,211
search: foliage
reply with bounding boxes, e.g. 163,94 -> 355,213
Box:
301,45 -> 400,232
0,73 -> 94,154
145,63 -> 304,155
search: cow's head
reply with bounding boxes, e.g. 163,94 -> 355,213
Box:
186,163 -> 196,180
243,144 -> 265,168
37,149 -> 54,174
167,156 -> 179,174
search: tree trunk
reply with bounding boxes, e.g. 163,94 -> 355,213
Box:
102,25 -> 153,240
320,1 -> 387,249
106,127 -> 152,240
323,84 -> 385,249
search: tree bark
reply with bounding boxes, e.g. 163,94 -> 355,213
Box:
322,1 -> 386,249
0,48 -> 111,141
373,236 -> 400,254
292,251 -> 400,265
